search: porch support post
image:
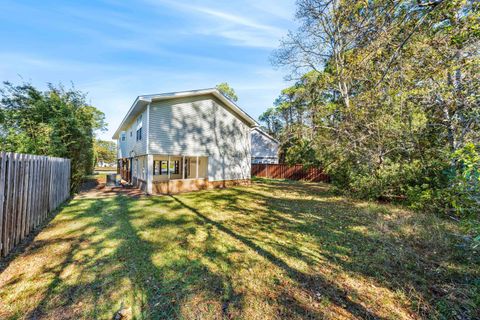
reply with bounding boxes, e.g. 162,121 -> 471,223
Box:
147,154 -> 153,194
196,156 -> 199,179
182,156 -> 186,179
168,155 -> 171,180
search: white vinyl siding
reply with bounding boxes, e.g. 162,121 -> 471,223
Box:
148,95 -> 251,181
251,129 -> 279,163
117,109 -> 148,158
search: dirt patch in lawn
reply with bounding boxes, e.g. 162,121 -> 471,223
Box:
76,174 -> 144,199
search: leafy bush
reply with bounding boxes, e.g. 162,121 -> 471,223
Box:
0,82 -> 106,192
285,139 -> 320,168
450,143 -> 480,217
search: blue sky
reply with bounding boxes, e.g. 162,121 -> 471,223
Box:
0,0 -> 296,140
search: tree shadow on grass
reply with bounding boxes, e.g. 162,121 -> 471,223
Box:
170,195 -> 386,320
0,201 -> 71,275
4,180 -> 478,319
9,195 -> 243,319
256,182 -> 479,318
175,180 -> 479,319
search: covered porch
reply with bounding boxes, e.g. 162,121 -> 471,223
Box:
117,158 -> 132,183
149,155 -> 209,194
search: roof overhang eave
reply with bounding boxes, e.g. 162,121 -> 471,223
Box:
112,97 -> 151,139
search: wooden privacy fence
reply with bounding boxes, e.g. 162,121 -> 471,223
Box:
0,152 -> 71,257
252,164 -> 330,182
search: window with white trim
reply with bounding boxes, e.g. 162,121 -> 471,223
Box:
153,160 -> 179,175
136,127 -> 142,141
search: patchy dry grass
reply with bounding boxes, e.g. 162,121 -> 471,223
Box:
0,178 -> 478,319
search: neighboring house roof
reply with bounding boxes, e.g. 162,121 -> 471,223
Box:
251,127 -> 280,144
112,88 -> 259,139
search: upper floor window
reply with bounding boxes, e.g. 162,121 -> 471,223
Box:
121,133 -> 126,142
136,127 -> 142,141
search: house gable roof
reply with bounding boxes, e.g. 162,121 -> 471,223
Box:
112,88 -> 259,139
251,127 -> 280,144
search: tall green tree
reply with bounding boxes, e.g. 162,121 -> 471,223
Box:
0,82 -> 106,192
94,139 -> 116,165
216,82 -> 238,102
266,3 -> 480,315
258,107 -> 283,136
269,0 -> 479,214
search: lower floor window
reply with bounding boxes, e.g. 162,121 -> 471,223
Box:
171,160 -> 179,174
154,160 -> 179,175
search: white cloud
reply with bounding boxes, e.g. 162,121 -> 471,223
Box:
180,5 -> 281,32
244,0 -> 296,21
141,0 -> 289,48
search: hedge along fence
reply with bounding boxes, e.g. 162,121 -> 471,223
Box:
252,164 -> 330,183
0,152 -> 71,257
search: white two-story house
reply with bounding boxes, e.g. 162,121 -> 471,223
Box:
112,88 -> 258,194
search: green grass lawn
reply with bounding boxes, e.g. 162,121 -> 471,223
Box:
0,179 -> 478,319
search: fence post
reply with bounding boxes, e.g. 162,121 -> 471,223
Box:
0,152 -> 5,253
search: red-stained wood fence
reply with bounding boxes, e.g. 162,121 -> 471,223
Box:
0,152 -> 71,257
252,164 -> 330,182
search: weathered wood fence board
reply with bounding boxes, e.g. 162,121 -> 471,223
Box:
0,152 -> 71,257
252,164 -> 330,182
